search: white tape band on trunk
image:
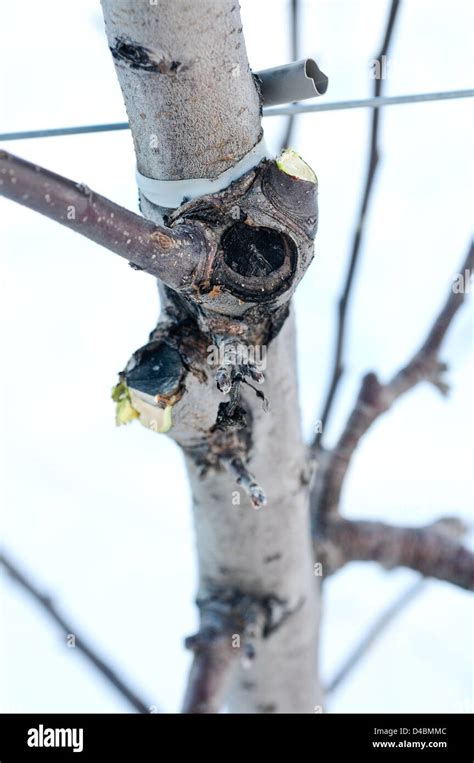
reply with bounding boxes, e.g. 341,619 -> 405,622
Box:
136,137 -> 268,209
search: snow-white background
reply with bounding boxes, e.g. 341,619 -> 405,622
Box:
0,0 -> 472,713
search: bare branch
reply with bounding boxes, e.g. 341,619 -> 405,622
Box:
314,243 -> 473,520
312,0 -> 401,451
0,551 -> 152,713
326,578 -> 426,696
278,0 -> 300,153
0,150 -> 208,290
318,517 -> 474,591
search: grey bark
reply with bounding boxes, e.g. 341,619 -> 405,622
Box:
101,0 -> 262,181
184,312 -> 320,713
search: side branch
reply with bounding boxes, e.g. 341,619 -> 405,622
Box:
312,0 -> 401,450
315,243 -> 473,519
318,517 -> 474,591
0,150 -> 208,289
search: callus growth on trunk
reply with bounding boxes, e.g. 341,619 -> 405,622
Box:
113,152 -> 319,495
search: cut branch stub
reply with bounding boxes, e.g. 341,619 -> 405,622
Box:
222,222 -> 291,277
215,222 -> 296,302
168,154 -> 318,323
109,152 -> 319,506
114,339 -> 187,434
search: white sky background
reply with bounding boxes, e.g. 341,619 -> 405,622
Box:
0,0 -> 473,713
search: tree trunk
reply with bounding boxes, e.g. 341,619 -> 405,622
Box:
101,0 -> 261,180
100,0 -> 321,712
185,310 -> 320,713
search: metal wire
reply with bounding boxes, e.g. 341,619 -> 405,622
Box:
265,88 -> 474,116
1,90 -> 472,142
0,122 -> 130,142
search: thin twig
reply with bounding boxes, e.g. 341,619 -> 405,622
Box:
0,551 -> 152,713
325,578 -> 426,696
312,0 -> 401,451
279,0 -> 300,152
224,456 -> 267,509
0,150 -> 207,289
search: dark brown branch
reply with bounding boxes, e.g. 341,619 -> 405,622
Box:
312,0 -> 401,450
318,517 -> 474,591
325,578 -> 426,696
0,550 -> 152,713
279,0 -> 300,153
0,150 -> 208,290
315,243 -> 473,519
